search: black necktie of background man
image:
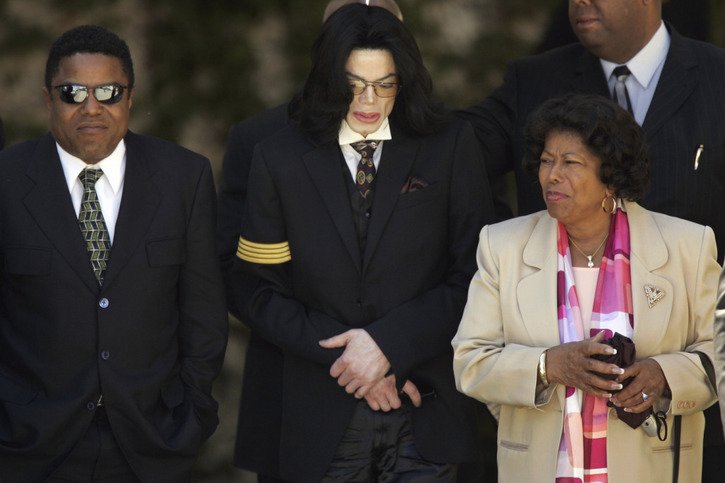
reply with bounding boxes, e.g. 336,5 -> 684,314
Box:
612,65 -> 634,115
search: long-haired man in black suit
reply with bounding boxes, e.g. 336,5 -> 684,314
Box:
233,4 -> 495,482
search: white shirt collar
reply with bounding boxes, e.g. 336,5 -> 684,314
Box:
338,118 -> 392,146
600,21 -> 670,89
57,140 -> 126,194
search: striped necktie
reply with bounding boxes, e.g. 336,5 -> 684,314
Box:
78,168 -> 111,285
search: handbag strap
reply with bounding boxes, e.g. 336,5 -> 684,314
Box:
672,351 -> 715,483
672,415 -> 681,483
694,351 -> 716,389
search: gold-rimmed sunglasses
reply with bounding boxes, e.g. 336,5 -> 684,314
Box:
348,78 -> 400,98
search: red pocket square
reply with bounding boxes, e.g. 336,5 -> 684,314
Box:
400,176 -> 429,194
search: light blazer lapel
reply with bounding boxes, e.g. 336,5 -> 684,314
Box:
625,202 -> 673,351
22,134 -> 100,293
363,132 -> 419,270
517,214 -> 562,349
642,27 -> 697,140
302,142 -> 361,273
101,132 -> 162,289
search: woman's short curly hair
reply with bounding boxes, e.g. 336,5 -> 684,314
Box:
523,93 -> 649,201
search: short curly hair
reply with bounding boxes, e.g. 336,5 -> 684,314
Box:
45,25 -> 134,91
523,94 -> 649,201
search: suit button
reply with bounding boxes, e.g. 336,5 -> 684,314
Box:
356,300 -> 362,307
101,350 -> 110,360
98,298 -> 109,309
86,401 -> 96,411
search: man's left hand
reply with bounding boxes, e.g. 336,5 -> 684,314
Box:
319,329 -> 391,397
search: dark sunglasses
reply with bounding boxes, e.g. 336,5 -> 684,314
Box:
53,84 -> 128,105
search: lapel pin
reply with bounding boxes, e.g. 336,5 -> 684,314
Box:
644,284 -> 665,308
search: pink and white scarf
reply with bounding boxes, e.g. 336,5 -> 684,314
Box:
555,202 -> 634,483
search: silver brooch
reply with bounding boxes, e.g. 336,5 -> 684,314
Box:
644,284 -> 665,308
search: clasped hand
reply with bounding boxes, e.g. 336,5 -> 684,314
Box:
364,375 -> 422,411
319,329 -> 423,411
319,329 -> 391,398
546,332 -> 623,397
609,359 -> 668,414
546,332 -> 668,413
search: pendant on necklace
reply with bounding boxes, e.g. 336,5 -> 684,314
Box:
586,256 -> 594,268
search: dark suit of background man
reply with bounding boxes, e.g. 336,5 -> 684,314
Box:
458,0 -> 725,480
0,25 -> 228,482
233,4 -> 495,482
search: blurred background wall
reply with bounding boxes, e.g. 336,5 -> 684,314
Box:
1,0 -> 723,481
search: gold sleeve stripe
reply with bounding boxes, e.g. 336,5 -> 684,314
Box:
236,237 -> 291,264
239,239 -> 290,250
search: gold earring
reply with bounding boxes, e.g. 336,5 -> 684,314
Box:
601,194 -> 616,214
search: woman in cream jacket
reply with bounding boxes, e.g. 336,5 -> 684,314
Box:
453,95 -> 718,482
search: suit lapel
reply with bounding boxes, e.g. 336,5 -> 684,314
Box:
22,134 -> 100,293
101,132 -> 162,289
625,203 -> 673,351
21,132 -> 164,292
642,29 -> 697,140
571,50 -> 610,98
302,142 -> 361,273
517,214 -> 561,348
362,132 -> 419,270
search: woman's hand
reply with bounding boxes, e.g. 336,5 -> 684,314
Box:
609,359 -> 669,413
546,332 -> 625,397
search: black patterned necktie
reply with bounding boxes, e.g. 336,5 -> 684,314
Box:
351,140 -> 379,198
78,168 -> 111,285
611,65 -> 633,115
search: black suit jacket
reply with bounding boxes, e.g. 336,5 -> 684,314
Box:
460,27 -> 725,260
0,132 -> 228,482
216,103 -> 291,476
235,118 -> 495,481
217,103 -> 290,303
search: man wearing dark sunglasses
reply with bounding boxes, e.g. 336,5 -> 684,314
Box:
0,25 -> 228,482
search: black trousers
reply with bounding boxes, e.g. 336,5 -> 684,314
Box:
46,407 -> 139,482
321,402 -> 456,483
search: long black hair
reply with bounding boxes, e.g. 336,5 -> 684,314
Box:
289,3 -> 444,144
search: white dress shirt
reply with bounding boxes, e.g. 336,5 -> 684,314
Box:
600,21 -> 670,126
338,118 -> 392,181
57,141 -> 126,243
